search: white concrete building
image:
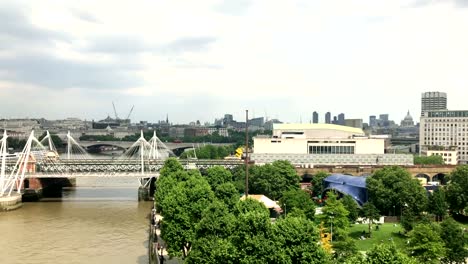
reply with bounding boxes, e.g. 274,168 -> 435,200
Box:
424,149 -> 458,165
253,124 -> 412,166
420,110 -> 468,164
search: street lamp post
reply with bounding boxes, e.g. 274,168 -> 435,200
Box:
393,205 -> 396,217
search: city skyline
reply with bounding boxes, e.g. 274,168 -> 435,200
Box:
1,1 -> 468,123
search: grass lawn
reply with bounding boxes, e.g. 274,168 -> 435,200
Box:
349,223 -> 408,251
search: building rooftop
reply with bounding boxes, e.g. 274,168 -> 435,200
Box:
273,123 -> 364,135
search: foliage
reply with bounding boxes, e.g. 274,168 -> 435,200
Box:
249,160 -> 301,200
180,145 -> 235,160
186,238 -> 238,264
361,202 -> 380,237
428,188 -> 448,221
160,176 -> 215,258
234,197 -> 270,217
319,191 -> 350,241
159,158 -> 184,178
366,166 -> 428,225
79,134 -> 118,141
195,200 -> 236,240
279,188 -> 316,220
272,216 -> 330,263
446,165 -> 468,213
214,183 -> 239,210
332,237 -> 359,263
203,166 -> 233,189
342,195 -> 360,223
6,137 -> 27,150
440,218 -> 468,264
407,223 -> 446,263
414,155 -> 444,165
366,243 -> 417,264
38,132 -> 64,148
310,171 -> 330,197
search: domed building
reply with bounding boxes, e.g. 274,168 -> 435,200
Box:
400,110 -> 415,127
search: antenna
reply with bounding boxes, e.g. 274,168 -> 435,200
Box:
112,102 -> 120,120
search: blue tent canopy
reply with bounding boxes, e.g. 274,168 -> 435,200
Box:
322,174 -> 368,206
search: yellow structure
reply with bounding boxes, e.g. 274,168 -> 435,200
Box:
235,147 -> 243,158
319,222 -> 332,253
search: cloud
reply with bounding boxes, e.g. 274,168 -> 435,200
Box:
215,0 -> 252,16
161,37 -> 217,54
84,36 -> 217,55
409,0 -> 468,8
0,53 -> 143,90
71,8 -> 100,23
0,7 -> 70,46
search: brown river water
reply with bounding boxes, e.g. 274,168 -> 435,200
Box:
0,177 -> 152,264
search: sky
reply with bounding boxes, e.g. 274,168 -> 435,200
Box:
1,0 -> 468,125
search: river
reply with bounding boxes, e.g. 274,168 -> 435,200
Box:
0,177 -> 152,264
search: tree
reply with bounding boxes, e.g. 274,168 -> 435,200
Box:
341,195 -> 359,223
319,191 -> 350,242
428,188 -> 448,221
310,171 -> 330,197
366,243 -> 417,264
279,188 -> 316,220
360,202 -> 380,237
195,200 -> 236,240
407,223 -> 445,263
38,132 -> 64,148
159,157 -> 184,178
186,238 -> 238,264
249,160 -> 300,200
366,166 -> 428,224
160,176 -> 215,258
414,155 -> 444,165
230,203 -> 282,263
272,216 -> 330,263
446,165 -> 468,214
214,182 -> 239,210
204,166 -> 233,190
440,218 -> 468,264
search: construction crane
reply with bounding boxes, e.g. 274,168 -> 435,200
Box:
125,105 -> 134,121
112,102 -> 120,120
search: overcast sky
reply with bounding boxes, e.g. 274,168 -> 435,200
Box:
1,0 -> 468,124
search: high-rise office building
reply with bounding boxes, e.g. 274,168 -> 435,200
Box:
379,114 -> 389,122
420,110 -> 468,164
421,92 -> 447,116
325,112 -> 331,124
312,111 -> 319,124
338,113 -> 345,125
369,115 -> 377,127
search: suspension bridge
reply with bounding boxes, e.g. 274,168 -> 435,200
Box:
0,130 -> 242,199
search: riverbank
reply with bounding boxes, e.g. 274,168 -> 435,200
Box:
149,210 -> 182,264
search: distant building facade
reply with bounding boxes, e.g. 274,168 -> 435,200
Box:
312,111 -> 319,124
421,91 -> 447,116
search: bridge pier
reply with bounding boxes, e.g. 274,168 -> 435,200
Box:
22,177 -> 76,201
138,177 -> 156,201
0,193 -> 22,211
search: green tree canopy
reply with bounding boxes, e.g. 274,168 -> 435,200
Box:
440,218 -> 468,264
341,195 -> 360,223
249,160 -> 300,200
214,182 -> 239,210
310,171 -> 330,197
159,157 -> 184,178
360,202 -> 380,237
160,176 -> 215,258
414,155 -> 444,165
428,188 -> 448,221
279,188 -> 316,220
367,166 -> 428,217
272,216 -> 330,263
319,191 -> 350,241
38,132 -> 63,148
407,223 -> 445,264
446,165 -> 468,213
366,243 -> 417,264
204,166 -> 233,189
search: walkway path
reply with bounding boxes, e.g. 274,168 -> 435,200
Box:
150,210 -> 182,264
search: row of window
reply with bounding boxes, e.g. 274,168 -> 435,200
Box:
308,145 -> 355,154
